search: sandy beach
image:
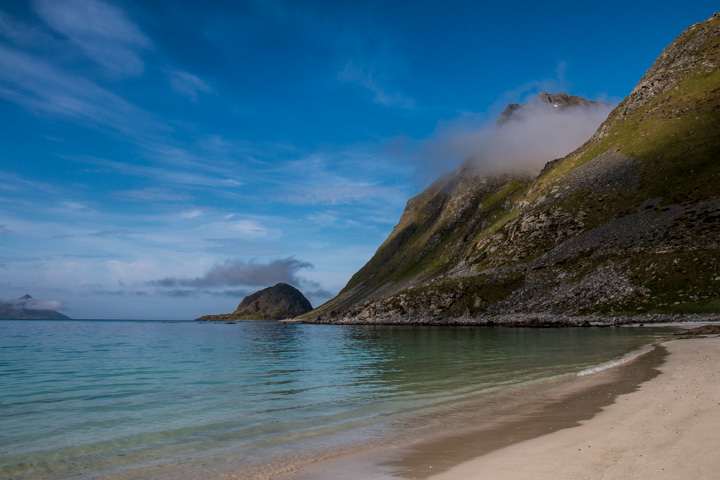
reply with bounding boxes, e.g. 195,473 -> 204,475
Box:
428,335 -> 720,480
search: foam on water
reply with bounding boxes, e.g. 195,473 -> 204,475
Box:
577,344 -> 658,376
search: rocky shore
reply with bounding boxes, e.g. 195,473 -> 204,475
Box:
306,312 -> 720,327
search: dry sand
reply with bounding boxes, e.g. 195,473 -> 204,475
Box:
428,336 -> 720,480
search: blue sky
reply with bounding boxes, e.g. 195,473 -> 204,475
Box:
0,0 -> 716,319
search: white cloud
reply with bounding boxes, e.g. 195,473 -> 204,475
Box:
115,188 -> 188,203
280,182 -> 400,205
149,257 -> 313,288
166,69 -> 214,101
224,220 -> 271,238
80,155 -> 242,189
0,9 -> 55,46
419,96 -> 614,179
264,151 -> 411,206
339,61 -> 416,109
0,44 -> 157,133
60,201 -> 87,211
180,209 -> 203,219
33,0 -> 151,76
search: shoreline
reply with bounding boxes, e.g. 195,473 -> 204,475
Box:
273,332 -> 674,480
426,334 -> 720,480
302,313 -> 720,327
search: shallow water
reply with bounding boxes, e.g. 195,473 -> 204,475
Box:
0,320 -> 673,479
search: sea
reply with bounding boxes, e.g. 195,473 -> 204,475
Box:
0,319 -> 675,480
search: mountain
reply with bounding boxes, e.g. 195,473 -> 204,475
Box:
195,283 -> 313,321
0,294 -> 71,320
497,91 -> 610,125
305,13 -> 720,325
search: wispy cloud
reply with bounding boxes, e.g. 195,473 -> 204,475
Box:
149,257 -> 312,288
204,238 -> 286,256
280,183 -> 399,205
180,209 -> 203,219
0,225 -> 10,235
0,43 -> 158,133
264,151 -> 410,206
0,9 -> 55,46
339,61 -> 415,109
33,0 -> 151,76
489,61 -> 572,113
115,188 -> 189,203
77,155 -> 242,189
166,69 -> 214,101
59,201 -> 88,211
90,289 -> 149,297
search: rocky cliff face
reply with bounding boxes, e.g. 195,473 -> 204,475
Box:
0,294 -> 70,320
195,283 -> 312,321
305,14 -> 720,325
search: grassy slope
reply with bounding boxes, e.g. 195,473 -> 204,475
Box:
305,169 -> 530,317
505,15 -> 720,314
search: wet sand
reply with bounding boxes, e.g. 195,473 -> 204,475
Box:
427,336 -> 720,480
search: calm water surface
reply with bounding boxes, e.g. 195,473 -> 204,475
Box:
0,320 -> 673,479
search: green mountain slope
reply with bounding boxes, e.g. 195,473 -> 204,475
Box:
305,13 -> 720,324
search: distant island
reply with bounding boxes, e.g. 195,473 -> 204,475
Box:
0,294 -> 70,320
195,283 -> 313,321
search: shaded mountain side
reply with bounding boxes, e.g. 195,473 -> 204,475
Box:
320,168 -> 534,314
305,13 -> 720,324
195,283 -> 312,321
0,294 -> 70,320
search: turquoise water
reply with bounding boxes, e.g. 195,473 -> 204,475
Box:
0,320 -> 672,480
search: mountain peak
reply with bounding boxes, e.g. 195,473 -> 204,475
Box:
497,91 -> 610,125
0,295 -> 70,320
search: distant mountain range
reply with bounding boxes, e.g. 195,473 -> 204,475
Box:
0,294 -> 70,320
302,13 -> 720,325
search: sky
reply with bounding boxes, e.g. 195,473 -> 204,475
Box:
0,0 -> 716,319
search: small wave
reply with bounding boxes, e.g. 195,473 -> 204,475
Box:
577,344 -> 656,376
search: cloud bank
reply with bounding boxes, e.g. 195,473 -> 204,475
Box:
149,257 -> 313,289
422,98 -> 615,179
3,296 -> 64,311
